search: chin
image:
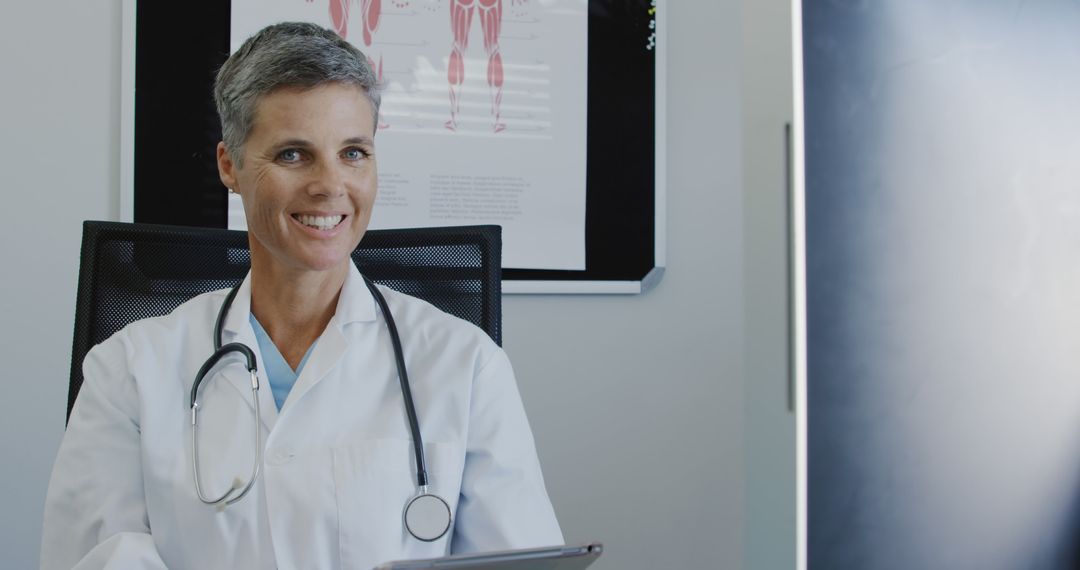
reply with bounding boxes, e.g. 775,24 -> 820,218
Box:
303,254 -> 354,273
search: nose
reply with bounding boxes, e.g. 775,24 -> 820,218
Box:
307,159 -> 347,198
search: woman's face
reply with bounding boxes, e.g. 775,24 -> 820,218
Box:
217,82 -> 377,275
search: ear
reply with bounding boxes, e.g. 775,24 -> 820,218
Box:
217,142 -> 240,191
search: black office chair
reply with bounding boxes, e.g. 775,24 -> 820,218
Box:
68,221 -> 502,422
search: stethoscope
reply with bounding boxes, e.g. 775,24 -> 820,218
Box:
189,276 -> 453,542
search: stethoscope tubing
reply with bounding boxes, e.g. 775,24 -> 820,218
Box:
361,276 -> 430,489
190,284 -> 263,506
189,276 -> 434,500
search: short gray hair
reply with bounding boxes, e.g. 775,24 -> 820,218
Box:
214,22 -> 382,159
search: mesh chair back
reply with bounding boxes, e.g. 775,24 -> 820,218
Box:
68,221 -> 502,421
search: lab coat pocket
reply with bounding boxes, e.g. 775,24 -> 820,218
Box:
333,439 -> 463,569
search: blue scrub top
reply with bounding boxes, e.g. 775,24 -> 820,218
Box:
249,314 -> 317,410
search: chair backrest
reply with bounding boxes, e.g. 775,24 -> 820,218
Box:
68,221 -> 502,421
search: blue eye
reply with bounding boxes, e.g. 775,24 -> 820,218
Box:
278,149 -> 302,162
343,147 -> 368,161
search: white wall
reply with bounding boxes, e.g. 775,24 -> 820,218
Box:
0,2 -> 122,569
0,2 -> 747,569
504,2 -> 745,567
740,0 -> 796,568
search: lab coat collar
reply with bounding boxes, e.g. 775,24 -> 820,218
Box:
221,273 -> 254,339
283,262 -> 378,410
219,263 -> 377,338
215,265 -> 379,418
211,264 -> 379,431
333,262 -> 379,328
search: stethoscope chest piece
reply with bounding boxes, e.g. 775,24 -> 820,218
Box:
404,490 -> 452,542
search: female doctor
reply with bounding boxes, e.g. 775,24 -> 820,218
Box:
41,22 -> 562,570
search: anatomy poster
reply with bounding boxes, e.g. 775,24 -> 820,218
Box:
229,0 -> 588,270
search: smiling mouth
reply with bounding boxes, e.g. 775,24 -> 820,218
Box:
293,214 -> 345,230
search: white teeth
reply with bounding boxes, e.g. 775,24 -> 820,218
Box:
296,214 -> 344,230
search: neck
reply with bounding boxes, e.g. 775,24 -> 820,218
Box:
248,251 -> 349,370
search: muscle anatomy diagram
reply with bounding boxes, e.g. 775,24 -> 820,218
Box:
235,0 -> 589,269
308,0 -> 396,126
446,0 -> 505,132
306,0 -> 528,133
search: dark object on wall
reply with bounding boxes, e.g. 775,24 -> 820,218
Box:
132,1 -> 658,290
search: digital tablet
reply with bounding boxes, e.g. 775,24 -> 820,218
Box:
373,542 -> 603,570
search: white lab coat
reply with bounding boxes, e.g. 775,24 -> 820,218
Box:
41,263 -> 563,570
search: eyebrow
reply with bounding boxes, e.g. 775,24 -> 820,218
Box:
271,136 -> 374,149
271,138 -> 314,150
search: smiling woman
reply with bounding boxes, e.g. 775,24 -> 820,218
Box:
41,22 -> 564,570
211,24 -> 384,367
218,82 -> 379,367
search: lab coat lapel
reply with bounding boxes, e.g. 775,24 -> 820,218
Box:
284,263 -> 377,409
218,273 -> 279,432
